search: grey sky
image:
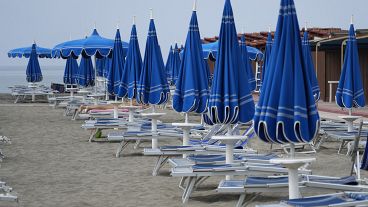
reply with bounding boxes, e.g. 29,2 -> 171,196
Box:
1,0 -> 367,66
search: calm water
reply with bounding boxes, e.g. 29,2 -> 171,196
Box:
0,65 -> 64,93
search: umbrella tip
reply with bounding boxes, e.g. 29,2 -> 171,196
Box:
268,25 -> 271,33
133,16 -> 136,25
305,21 -> 308,31
193,0 -> 197,11
150,8 -> 153,19
351,15 -> 354,25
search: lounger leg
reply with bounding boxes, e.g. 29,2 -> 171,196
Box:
133,140 -> 141,149
236,194 -> 246,207
14,96 -> 19,104
179,177 -> 187,190
182,177 -> 196,204
338,140 -> 348,154
88,129 -> 96,142
115,141 -> 130,158
152,156 -> 169,176
193,176 -> 209,191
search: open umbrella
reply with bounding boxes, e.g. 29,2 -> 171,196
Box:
118,20 -> 143,100
302,28 -> 320,101
172,1 -> 210,146
240,33 -> 256,91
171,43 -> 181,85
8,44 -> 52,58
63,57 -> 79,84
107,28 -> 125,97
165,46 -> 174,83
336,22 -> 365,112
77,56 -> 94,87
26,43 -> 43,83
253,0 -> 320,199
261,30 -> 273,86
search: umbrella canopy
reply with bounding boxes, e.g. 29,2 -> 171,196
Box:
207,0 -> 255,124
118,23 -> 143,99
63,57 -> 79,84
107,29 -> 125,95
8,45 -> 52,58
261,32 -> 273,84
96,57 -> 110,77
77,56 -> 94,87
171,44 -> 181,85
240,34 -> 256,91
336,23 -> 365,109
26,43 -> 43,83
165,46 -> 174,80
302,30 -> 320,101
198,41 -> 263,61
173,9 -> 209,114
254,0 -> 320,144
52,29 -> 128,58
137,17 -> 169,105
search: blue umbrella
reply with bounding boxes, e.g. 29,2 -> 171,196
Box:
96,57 -> 110,77
8,45 -> 52,58
261,31 -> 273,85
171,43 -> 181,85
302,30 -> 320,101
165,46 -> 174,82
52,29 -> 128,58
26,43 -> 43,83
207,0 -> 255,124
336,23 -> 365,111
240,34 -> 256,91
77,56 -> 94,87
118,23 -> 143,99
254,0 -> 319,144
107,28 -> 125,96
198,41 -> 263,61
63,57 -> 79,84
173,8 -> 209,114
137,15 -> 169,105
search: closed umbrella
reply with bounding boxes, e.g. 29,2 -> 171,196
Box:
253,0 -> 320,199
207,0 -> 255,180
240,33 -> 256,91
302,28 -> 320,101
63,57 -> 79,85
107,28 -> 125,97
172,1 -> 210,146
171,43 -> 181,85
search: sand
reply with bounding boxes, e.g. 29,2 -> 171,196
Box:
0,93 -> 366,207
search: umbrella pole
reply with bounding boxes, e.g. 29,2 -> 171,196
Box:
94,56 -> 97,94
129,99 -> 134,122
226,125 -> 234,180
152,105 -> 158,149
183,113 -> 190,146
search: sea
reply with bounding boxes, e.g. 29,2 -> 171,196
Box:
0,65 -> 64,93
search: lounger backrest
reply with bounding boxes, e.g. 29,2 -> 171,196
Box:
350,120 -> 364,175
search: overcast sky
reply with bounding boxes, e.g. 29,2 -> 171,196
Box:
1,0 -> 367,66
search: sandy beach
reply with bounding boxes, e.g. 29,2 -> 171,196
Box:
0,93 -> 367,207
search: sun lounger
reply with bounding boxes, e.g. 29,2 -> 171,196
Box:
256,192 -> 368,207
172,163 -> 311,204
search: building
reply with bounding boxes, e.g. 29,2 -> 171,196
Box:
203,28 -> 368,102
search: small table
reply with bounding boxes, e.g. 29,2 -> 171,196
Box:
271,157 -> 315,199
66,88 -> 79,98
140,112 -> 166,149
78,90 -> 90,102
212,135 -> 243,180
172,122 -> 202,158
88,93 -> 105,105
107,101 -> 122,119
339,115 -> 361,132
